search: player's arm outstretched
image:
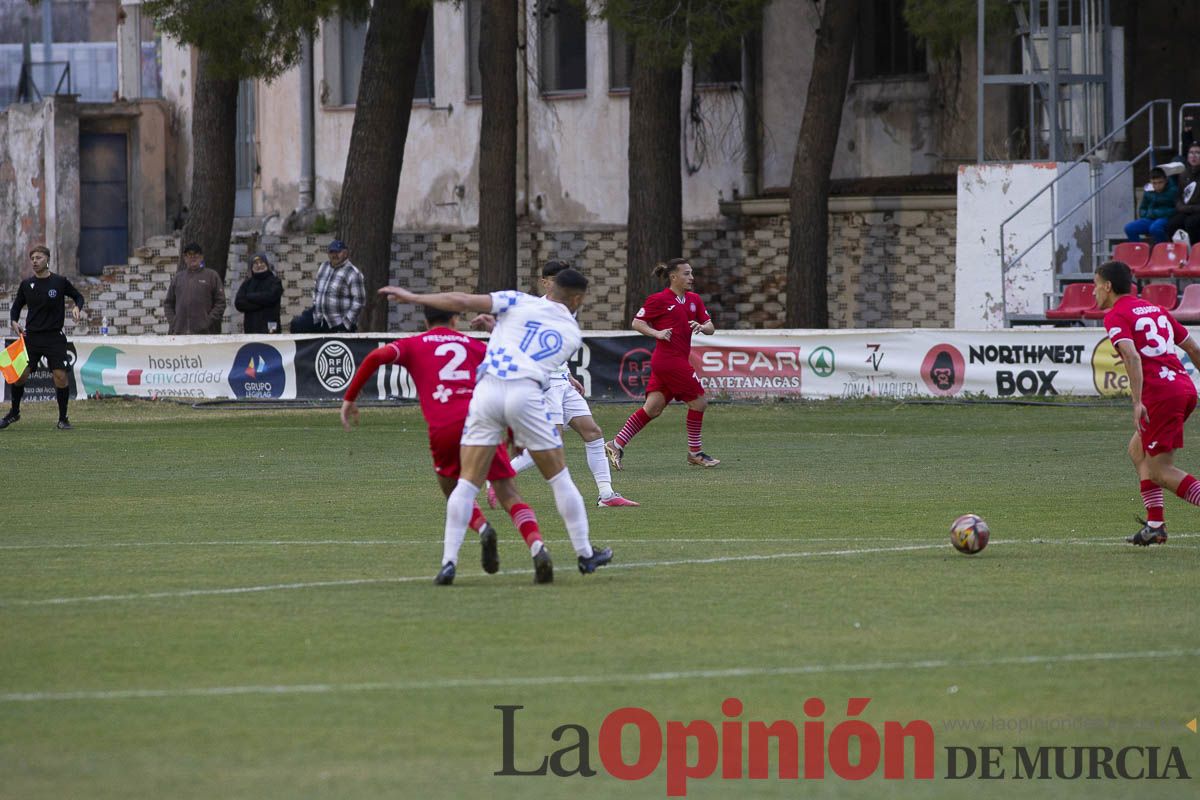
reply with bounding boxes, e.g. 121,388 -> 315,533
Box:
379,286 -> 494,314
340,344 -> 403,431
1115,339 -> 1148,431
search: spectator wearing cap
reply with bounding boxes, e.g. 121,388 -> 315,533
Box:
289,239 -> 365,333
164,242 -> 226,334
234,253 -> 284,334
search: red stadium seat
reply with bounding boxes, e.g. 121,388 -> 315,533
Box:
1046,282 -> 1098,320
1176,243 -> 1200,278
1173,284 -> 1200,322
1112,241 -> 1150,271
1136,242 -> 1188,278
1141,283 -> 1178,310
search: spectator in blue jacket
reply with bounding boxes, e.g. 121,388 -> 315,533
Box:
1125,167 -> 1178,244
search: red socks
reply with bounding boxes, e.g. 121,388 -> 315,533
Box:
1140,479 -> 1164,523
469,503 -> 488,532
686,409 -> 704,453
1175,474 -> 1200,506
615,408 -> 652,448
508,503 -> 543,547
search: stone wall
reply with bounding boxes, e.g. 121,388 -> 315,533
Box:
0,209 -> 957,334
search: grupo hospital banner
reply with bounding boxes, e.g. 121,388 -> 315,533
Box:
0,328 -> 1166,403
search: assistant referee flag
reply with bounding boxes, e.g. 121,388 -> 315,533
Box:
0,336 -> 28,383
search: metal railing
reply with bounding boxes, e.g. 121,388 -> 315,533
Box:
999,98 -> 1173,325
16,59 -> 72,102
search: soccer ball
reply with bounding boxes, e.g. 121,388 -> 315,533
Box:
950,514 -> 990,555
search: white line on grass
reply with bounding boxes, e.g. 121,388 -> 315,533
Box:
3,647 -> 1196,704
5,533 -> 1196,551
0,536 -> 856,551
0,542 -> 950,607
2,537 -> 1190,608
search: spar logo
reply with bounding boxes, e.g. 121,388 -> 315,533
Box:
689,346 -> 803,394
314,340 -> 355,392
921,344 -> 965,396
619,347 -> 654,399
228,343 -> 286,399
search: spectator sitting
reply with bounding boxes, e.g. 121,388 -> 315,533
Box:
234,253 -> 284,334
164,242 -> 226,334
1125,167 -> 1177,244
289,239 -> 365,333
1165,143 -> 1200,247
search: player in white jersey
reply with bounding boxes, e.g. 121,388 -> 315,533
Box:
379,268 -> 614,584
480,261 -> 639,509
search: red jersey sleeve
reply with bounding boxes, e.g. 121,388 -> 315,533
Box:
1103,308 -> 1132,346
1168,312 -> 1191,348
692,294 -> 711,324
343,340 -> 405,402
635,292 -> 666,325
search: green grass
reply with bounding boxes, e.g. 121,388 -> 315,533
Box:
1,399 -> 1197,799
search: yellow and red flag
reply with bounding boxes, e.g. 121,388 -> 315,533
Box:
0,336 -> 29,384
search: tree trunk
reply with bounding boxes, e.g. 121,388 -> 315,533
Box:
182,49 -> 238,281
337,0 -> 429,331
476,0 -> 518,292
624,42 -> 683,321
785,0 -> 857,328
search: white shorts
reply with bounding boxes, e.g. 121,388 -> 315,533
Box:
462,375 -> 563,452
544,380 -> 592,426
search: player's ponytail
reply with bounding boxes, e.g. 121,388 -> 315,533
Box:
652,258 -> 689,285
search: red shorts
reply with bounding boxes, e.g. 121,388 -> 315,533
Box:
646,359 -> 705,403
1139,391 -> 1197,456
428,422 -> 516,481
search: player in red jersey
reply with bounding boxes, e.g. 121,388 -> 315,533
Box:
606,258 -> 720,469
1095,260 -> 1200,545
340,306 -> 554,582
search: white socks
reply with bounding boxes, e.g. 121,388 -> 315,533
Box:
442,479 -> 479,565
584,437 -> 613,498
547,468 -> 592,558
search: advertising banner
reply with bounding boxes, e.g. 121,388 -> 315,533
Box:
0,328 -> 1174,403
67,337 -> 299,400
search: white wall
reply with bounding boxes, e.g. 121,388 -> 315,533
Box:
956,163 -> 1061,328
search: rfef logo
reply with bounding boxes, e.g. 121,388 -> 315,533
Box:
619,347 -> 653,399
314,340 -> 355,392
228,343 -> 286,398
921,344 -> 965,396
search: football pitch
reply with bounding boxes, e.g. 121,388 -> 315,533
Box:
1,399 -> 1196,799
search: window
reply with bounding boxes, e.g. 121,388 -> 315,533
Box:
695,38 -> 742,86
413,19 -> 435,101
538,1 -> 587,94
340,15 -> 368,104
467,0 -> 482,99
856,0 -> 926,79
327,14 -> 436,106
608,22 -> 632,92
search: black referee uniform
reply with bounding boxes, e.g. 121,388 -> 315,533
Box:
4,272 -> 85,428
